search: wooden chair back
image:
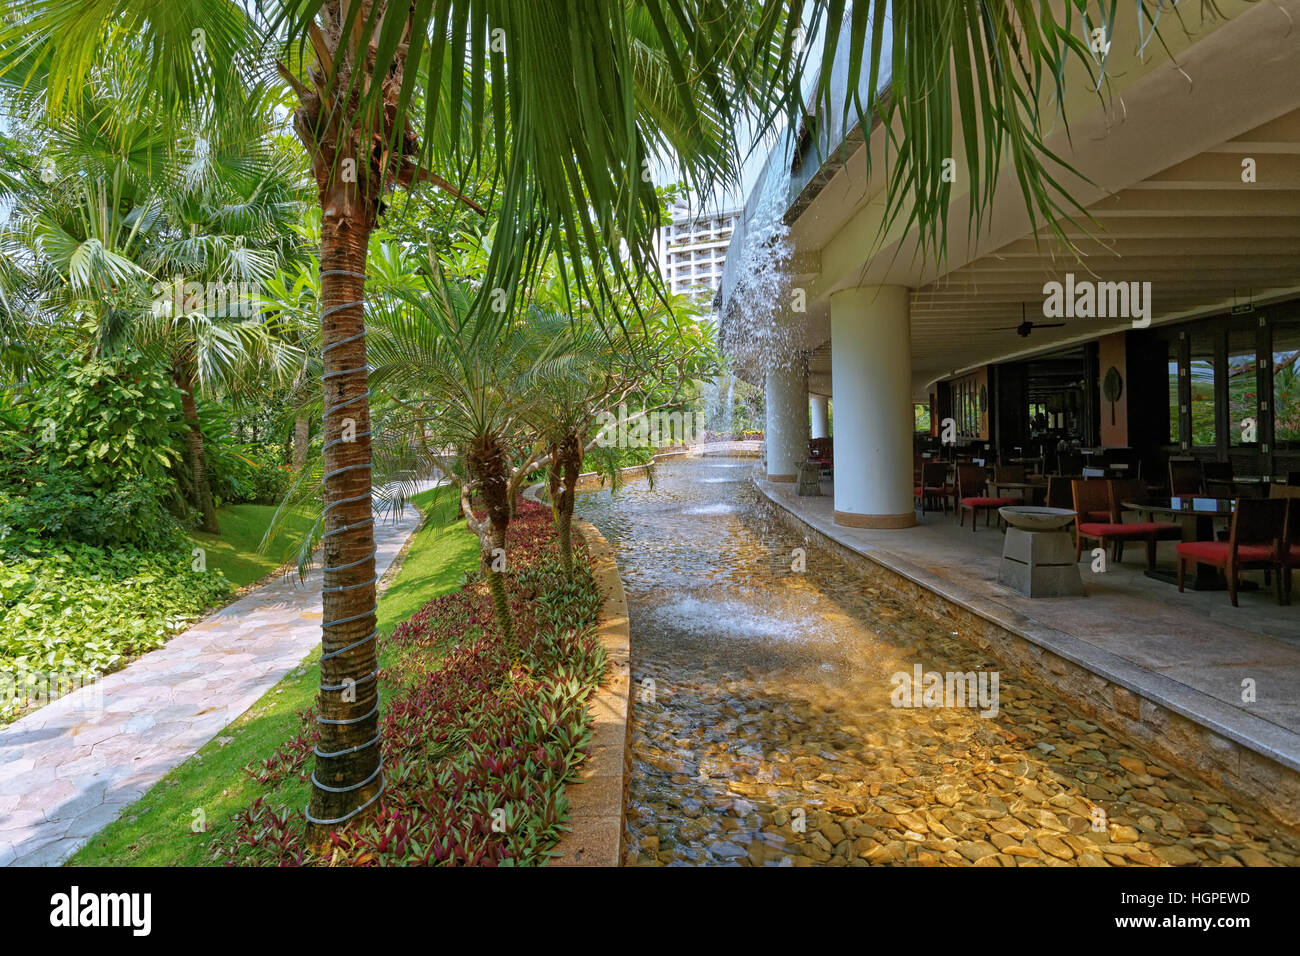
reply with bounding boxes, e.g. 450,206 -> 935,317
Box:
921,461 -> 948,489
1169,459 -> 1203,496
1046,475 -> 1076,510
1071,479 -> 1110,521
1109,479 -> 1148,523
1229,497 -> 1286,550
956,463 -> 987,499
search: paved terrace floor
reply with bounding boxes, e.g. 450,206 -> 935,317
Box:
0,488 -> 432,867
756,476 -> 1300,776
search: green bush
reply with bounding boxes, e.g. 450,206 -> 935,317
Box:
0,471 -> 185,552
207,442 -> 290,506
200,403 -> 291,507
29,352 -> 185,488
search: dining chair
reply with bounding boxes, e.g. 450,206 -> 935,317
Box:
1046,475 -> 1080,511
1204,461 -> 1234,499
957,463 -> 1021,533
1269,486 -> 1300,604
1176,497 -> 1286,607
1109,479 -> 1182,563
994,464 -> 1026,484
1073,479 -> 1168,569
914,460 -> 952,518
1169,459 -> 1203,496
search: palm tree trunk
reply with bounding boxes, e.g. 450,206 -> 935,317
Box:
172,356 -> 219,534
293,413 -> 310,469
484,523 -> 515,660
547,452 -> 562,526
468,437 -> 517,659
306,200 -> 383,837
555,432 -> 583,577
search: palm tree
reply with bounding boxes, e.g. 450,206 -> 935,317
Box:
526,294 -> 716,575
0,71 -> 303,532
368,271 -> 565,658
2,0 -> 1198,833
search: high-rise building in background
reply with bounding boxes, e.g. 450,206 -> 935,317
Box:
655,202 -> 740,300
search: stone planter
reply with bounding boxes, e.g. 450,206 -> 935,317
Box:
996,507 -> 1083,598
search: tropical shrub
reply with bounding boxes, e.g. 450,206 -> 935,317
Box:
28,352 -> 184,489
204,430 -> 291,507
0,471 -> 183,552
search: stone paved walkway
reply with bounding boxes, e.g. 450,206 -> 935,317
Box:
0,494 -> 430,867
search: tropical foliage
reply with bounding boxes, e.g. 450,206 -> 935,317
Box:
208,498 -> 605,866
0,0 -> 1207,836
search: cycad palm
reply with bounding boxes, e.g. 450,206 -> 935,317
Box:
368,272 -> 563,658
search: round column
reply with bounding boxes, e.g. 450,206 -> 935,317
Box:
830,286 -> 915,528
809,394 -> 830,439
764,357 -> 809,481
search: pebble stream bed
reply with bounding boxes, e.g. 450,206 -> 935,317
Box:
575,455 -> 1300,867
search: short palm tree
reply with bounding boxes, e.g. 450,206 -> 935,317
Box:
368,271 -> 565,658
525,295 -> 716,576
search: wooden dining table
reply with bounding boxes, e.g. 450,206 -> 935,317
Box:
1122,495 -> 1248,591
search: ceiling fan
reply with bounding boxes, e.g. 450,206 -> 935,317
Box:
993,303 -> 1066,338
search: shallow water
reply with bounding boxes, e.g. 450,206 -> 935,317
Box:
576,455 -> 1300,867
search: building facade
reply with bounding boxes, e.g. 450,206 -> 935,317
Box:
719,3 -> 1300,526
656,202 -> 740,299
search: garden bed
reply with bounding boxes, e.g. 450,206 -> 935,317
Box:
73,492 -> 608,866
210,497 -> 607,866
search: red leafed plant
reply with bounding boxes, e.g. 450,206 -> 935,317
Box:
210,497 -> 607,866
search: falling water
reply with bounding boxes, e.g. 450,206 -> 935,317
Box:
727,157 -> 801,375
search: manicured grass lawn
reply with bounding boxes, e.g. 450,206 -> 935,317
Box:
70,486 -> 478,866
189,504 -> 318,588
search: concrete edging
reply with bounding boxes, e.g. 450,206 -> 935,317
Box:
545,518 -> 632,866
519,482 -> 631,866
753,477 -> 1300,832
571,448 -> 692,492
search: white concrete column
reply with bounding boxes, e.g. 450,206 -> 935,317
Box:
830,286 -> 915,528
764,356 -> 809,481
809,394 -> 830,439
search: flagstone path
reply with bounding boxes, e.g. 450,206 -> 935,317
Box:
0,495 -> 430,867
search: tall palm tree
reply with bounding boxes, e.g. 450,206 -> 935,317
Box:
0,70 -> 303,531
2,0 -> 1197,832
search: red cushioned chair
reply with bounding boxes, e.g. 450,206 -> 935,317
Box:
915,460 -> 952,518
1177,497 -> 1285,607
1073,479 -> 1169,570
1109,478 -> 1182,564
957,463 -> 1020,533
810,437 -> 834,473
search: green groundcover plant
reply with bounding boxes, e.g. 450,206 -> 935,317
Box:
0,536 -> 231,719
209,497 -> 606,866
